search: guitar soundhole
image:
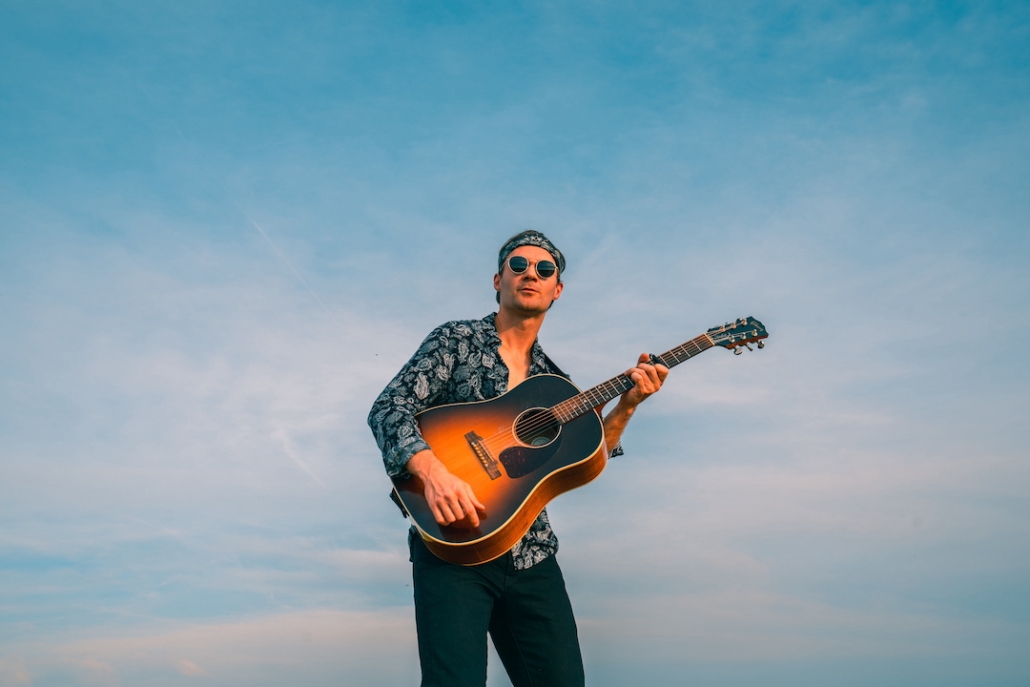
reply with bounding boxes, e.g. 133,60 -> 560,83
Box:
513,408 -> 561,447
501,408 -> 562,479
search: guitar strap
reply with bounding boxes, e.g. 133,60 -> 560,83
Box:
542,353 -> 571,381
390,488 -> 409,518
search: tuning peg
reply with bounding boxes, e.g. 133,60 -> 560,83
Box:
733,347 -> 743,355
757,340 -> 765,349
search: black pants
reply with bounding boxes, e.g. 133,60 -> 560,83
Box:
411,535 -> 585,687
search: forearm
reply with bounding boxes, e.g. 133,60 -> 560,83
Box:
601,352 -> 669,452
405,449 -> 442,480
602,397 -> 637,452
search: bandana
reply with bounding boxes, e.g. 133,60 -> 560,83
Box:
497,230 -> 566,276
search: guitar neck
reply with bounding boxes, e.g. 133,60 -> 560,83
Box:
550,333 -> 715,423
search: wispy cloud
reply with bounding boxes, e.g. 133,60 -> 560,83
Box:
2,1 -> 1028,685
5,610 -> 418,687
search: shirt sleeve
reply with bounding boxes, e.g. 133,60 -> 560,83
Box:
368,324 -> 458,478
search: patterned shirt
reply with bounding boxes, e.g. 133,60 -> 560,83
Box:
368,312 -> 621,569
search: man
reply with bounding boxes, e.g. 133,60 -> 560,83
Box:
368,230 -> 667,687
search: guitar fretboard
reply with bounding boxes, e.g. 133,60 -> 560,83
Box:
549,333 -> 715,424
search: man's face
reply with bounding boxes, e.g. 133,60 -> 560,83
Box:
494,245 -> 563,314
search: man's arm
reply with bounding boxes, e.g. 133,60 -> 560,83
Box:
368,325 -> 455,479
368,323 -> 486,527
602,353 -> 669,450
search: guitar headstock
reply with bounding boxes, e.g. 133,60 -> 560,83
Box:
708,317 -> 769,354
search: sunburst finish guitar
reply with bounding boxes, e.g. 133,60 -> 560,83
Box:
392,316 -> 769,565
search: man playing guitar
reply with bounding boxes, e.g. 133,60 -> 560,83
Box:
368,230 -> 667,687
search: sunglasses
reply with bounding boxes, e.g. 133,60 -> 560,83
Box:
506,255 -> 558,279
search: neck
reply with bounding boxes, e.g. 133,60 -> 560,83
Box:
494,307 -> 546,355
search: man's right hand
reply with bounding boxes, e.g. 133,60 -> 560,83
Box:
406,450 -> 486,528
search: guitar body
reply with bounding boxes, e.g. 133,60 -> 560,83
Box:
392,374 -> 608,566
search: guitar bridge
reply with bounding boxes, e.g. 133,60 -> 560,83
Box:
465,431 -> 502,480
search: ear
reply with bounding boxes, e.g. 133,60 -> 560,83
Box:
551,280 -> 563,301
493,272 -> 501,293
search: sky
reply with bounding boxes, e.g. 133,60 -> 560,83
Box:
1,1 -> 1028,685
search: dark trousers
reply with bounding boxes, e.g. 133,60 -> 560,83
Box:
411,535 -> 585,687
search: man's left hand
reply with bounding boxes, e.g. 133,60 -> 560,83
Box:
622,353 -> 669,407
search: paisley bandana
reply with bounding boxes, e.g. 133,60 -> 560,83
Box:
497,230 -> 566,276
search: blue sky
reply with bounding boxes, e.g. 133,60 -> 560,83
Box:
1,1 -> 1028,685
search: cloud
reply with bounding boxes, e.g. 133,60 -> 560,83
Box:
61,657 -> 118,687
0,658 -> 32,687
582,588 -> 1028,662
175,659 -> 207,677
2,2 -> 1028,686
7,610 -> 418,687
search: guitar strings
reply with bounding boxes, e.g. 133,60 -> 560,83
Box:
462,330 -> 770,455
486,335 -> 713,443
474,372 -> 636,452
467,332 -> 753,457
473,340 -> 702,451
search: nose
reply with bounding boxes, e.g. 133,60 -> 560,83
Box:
517,261 -> 542,281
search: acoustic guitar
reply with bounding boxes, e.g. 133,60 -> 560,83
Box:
392,316 -> 769,565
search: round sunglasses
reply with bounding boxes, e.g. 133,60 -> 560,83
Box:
506,255 -> 558,279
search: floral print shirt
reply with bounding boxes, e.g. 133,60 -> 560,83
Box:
368,312 -> 621,569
